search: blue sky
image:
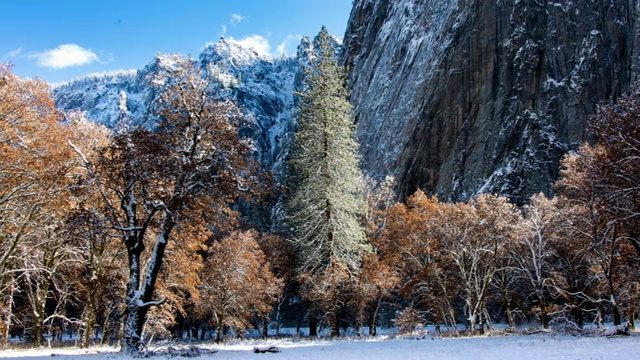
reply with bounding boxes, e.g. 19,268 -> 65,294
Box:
2,1 -> 353,84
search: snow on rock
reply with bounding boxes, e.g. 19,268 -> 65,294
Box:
53,37 -> 308,177
54,70 -> 146,129
342,0 -> 640,203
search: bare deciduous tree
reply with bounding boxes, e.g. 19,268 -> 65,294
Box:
71,56 -> 257,355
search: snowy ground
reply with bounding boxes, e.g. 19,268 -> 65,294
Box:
0,334 -> 638,360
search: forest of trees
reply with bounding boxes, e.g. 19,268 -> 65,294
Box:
1,27 -> 639,354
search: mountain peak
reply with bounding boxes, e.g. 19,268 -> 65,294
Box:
54,34 -> 307,177
201,37 -> 270,67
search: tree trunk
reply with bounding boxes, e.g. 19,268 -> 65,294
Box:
574,306 -> 584,329
504,297 -> 515,328
612,304 -> 622,326
447,306 -> 458,335
468,316 -> 476,335
536,291 -> 550,329
2,282 -> 14,349
80,303 -> 95,348
101,305 -> 121,346
122,298 -> 148,354
597,301 -> 605,329
540,307 -> 550,329
32,316 -> 44,347
122,240 -> 146,355
262,317 -> 268,339
100,317 -> 109,345
607,275 -> 622,326
368,315 -> 377,336
30,288 -> 47,347
309,316 -> 318,337
215,318 -> 224,344
330,310 -> 340,338
275,299 -> 282,337
368,296 -> 382,336
121,216 -> 172,355
466,298 -> 476,335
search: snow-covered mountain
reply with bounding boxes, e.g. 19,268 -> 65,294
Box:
54,37 -> 308,176
56,1 -> 640,205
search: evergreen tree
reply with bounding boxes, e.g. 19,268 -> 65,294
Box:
286,27 -> 370,337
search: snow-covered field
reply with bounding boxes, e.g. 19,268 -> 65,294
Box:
0,334 -> 637,360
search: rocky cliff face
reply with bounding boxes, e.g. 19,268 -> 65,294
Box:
343,0 -> 640,203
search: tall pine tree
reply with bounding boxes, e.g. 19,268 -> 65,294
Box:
286,27 -> 370,337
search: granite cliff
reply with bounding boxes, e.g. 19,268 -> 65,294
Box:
342,0 -> 640,203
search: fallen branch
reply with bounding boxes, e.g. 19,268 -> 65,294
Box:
253,346 -> 281,353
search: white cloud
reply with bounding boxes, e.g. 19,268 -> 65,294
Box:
276,35 -> 303,57
31,44 -> 99,69
227,35 -> 271,58
2,47 -> 22,61
7,48 -> 22,58
230,13 -> 245,25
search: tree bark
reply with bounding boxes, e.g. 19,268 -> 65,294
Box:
121,213 -> 172,355
309,316 -> 318,337
574,306 -> 584,329
368,315 -> 377,336
540,305 -> 550,329
122,233 -> 145,355
330,310 -> 340,338
612,304 -> 622,326
504,297 -> 515,328
215,316 -> 224,344
262,318 -> 268,339
597,302 -> 605,329
26,276 -> 48,347
368,296 -> 382,336
2,282 -> 14,349
80,302 -> 95,348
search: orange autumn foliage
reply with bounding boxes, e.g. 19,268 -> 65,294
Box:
197,230 -> 281,342
0,64 -> 78,344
